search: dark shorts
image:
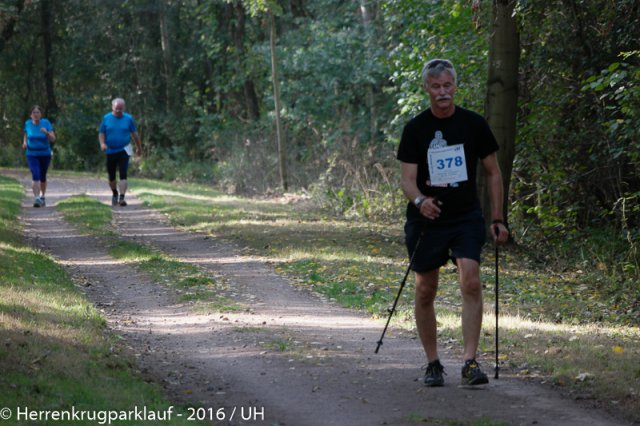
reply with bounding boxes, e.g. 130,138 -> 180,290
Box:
26,155 -> 52,182
404,209 -> 486,272
106,150 -> 130,182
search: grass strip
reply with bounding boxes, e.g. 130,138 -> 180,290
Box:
56,195 -> 242,313
56,194 -> 114,236
0,176 -> 203,425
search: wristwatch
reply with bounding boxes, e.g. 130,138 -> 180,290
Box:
414,195 -> 427,208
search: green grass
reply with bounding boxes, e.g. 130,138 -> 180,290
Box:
263,338 -> 292,352
0,175 -> 203,425
57,195 -> 242,313
129,177 -> 640,423
57,194 -> 115,236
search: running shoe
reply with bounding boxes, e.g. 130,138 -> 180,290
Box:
40,197 -> 46,207
33,197 -> 43,208
461,359 -> 489,386
118,196 -> 127,207
112,195 -> 118,206
424,359 -> 446,387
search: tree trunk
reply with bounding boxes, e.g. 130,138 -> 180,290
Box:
359,0 -> 378,149
159,1 -> 173,111
41,0 -> 57,119
243,80 -> 260,121
269,12 -> 288,191
232,3 -> 260,120
479,0 -> 519,227
0,0 -> 26,53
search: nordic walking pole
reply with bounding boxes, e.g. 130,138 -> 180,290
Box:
494,225 -> 500,379
375,233 -> 422,354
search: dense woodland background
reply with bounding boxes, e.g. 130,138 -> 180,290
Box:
0,0 -> 639,311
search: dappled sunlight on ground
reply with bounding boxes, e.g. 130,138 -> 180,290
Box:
3,169 -> 635,424
496,313 -> 640,337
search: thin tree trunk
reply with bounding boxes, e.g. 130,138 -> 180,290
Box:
359,0 -> 377,148
480,0 -> 519,227
41,0 -> 57,119
269,12 -> 288,191
159,2 -> 173,111
233,3 -> 260,120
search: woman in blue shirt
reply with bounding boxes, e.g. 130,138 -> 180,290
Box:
23,105 -> 56,207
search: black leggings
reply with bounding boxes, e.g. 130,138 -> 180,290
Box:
106,150 -> 130,182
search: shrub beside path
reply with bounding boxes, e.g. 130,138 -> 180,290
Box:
9,170 -> 629,426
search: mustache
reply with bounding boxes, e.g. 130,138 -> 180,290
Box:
436,95 -> 452,101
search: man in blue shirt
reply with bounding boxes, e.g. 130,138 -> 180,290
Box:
99,98 -> 142,206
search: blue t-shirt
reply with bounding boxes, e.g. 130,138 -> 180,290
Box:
99,113 -> 137,154
24,119 -> 53,157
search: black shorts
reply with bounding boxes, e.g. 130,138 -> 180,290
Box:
404,209 -> 486,272
106,150 -> 130,182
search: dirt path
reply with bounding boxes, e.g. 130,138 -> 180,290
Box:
7,170 -> 630,426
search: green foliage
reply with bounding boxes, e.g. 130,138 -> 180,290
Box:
2,0 -> 640,297
299,0 -> 489,219
53,96 -> 111,171
241,0 -> 283,17
138,145 -> 220,183
513,1 -> 640,228
582,51 -> 640,228
0,0 -> 487,219
310,154 -> 406,220
382,0 -> 488,126
510,0 -> 640,289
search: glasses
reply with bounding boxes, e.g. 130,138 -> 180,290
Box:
425,59 -> 453,69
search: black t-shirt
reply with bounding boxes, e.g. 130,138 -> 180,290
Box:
397,106 -> 499,221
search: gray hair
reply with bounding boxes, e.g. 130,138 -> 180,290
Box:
112,97 -> 126,107
421,59 -> 457,87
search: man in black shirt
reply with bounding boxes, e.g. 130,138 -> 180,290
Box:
397,59 -> 509,386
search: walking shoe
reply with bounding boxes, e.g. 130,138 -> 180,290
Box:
118,195 -> 127,207
33,197 -> 43,208
112,195 -> 118,206
423,359 -> 446,387
461,359 -> 489,386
